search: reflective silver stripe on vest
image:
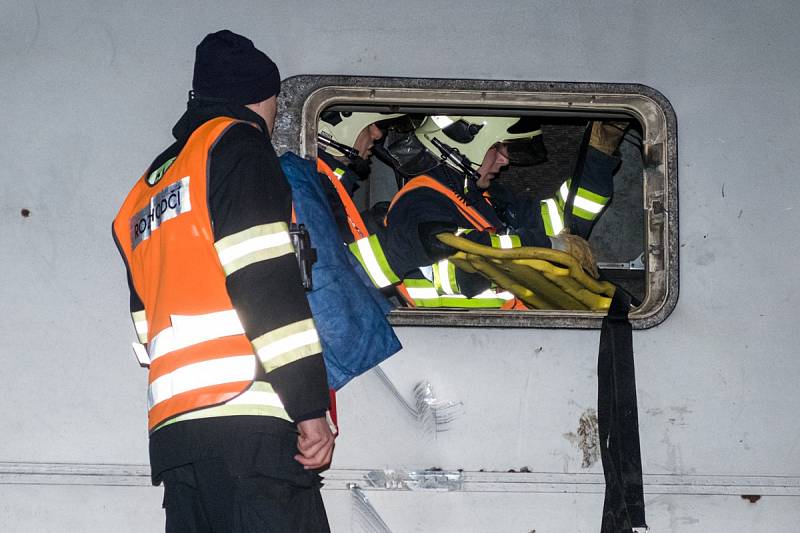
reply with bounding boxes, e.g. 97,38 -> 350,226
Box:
155,381 -> 289,429
215,222 -> 294,276
148,354 -> 256,409
131,310 -> 148,344
224,388 -> 284,408
148,310 -> 245,363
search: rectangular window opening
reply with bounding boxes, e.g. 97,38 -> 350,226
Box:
276,76 -> 677,329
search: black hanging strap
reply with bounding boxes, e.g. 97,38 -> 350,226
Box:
562,121 -> 593,234
598,289 -> 647,532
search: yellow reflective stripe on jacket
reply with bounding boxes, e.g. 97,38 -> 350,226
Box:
131,310 -> 148,344
214,222 -> 294,276
252,318 -> 322,373
432,259 -> 459,295
148,309 -> 246,363
403,277 -> 513,308
490,233 -> 521,249
348,234 -> 400,288
148,354 -> 256,410
472,288 -> 515,302
403,278 -> 441,302
541,198 -> 565,237
556,181 -> 610,221
430,230 -> 518,295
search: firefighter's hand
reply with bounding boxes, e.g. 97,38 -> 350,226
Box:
589,121 -> 628,156
550,232 -> 599,278
295,416 -> 335,470
419,221 -> 458,261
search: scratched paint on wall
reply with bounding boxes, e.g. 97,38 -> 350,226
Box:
563,408 -> 599,468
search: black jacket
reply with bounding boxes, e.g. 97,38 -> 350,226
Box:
121,99 -> 329,482
383,164 -> 552,296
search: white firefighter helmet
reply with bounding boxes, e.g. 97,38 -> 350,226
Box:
318,111 -> 404,158
414,115 -> 544,169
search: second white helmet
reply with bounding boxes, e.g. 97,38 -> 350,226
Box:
318,111 -> 404,158
415,115 -> 545,169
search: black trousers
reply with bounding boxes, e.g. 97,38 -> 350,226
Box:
160,429 -> 330,533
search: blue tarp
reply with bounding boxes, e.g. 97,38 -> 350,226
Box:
280,152 -> 401,390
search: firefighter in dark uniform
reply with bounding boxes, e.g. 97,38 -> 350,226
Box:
315,111 -> 406,289
380,115 -> 625,307
113,30 -> 333,532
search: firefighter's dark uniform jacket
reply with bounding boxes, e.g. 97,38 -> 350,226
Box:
381,164 -> 536,299
113,101 -> 329,483
382,147 -> 620,301
315,150 -> 402,291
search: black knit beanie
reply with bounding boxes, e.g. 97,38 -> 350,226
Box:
192,30 -> 280,105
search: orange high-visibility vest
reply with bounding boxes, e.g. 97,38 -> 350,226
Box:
317,158 -> 416,304
317,158 -> 370,240
387,175 -> 496,232
113,117 -> 275,431
387,175 -> 526,309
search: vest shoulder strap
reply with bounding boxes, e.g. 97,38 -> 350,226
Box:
317,158 -> 370,240
387,175 -> 495,232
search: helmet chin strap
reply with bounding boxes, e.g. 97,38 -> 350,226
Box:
429,137 -> 481,180
318,132 -> 374,180
317,132 -> 361,160
429,137 -> 482,193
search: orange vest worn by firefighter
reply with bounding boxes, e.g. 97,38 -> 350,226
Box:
317,158 -> 370,240
386,175 -> 522,309
387,175 -> 496,232
316,158 -> 409,301
113,117 -> 288,431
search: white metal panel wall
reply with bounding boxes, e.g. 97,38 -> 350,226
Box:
1,1 -> 799,531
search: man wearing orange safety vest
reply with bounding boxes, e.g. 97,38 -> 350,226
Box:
380,115 -> 626,308
112,30 -> 333,532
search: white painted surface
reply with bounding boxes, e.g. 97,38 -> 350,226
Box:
0,485 -> 163,533
1,0 -> 799,531
321,491 -> 800,533
1,485 -> 796,533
